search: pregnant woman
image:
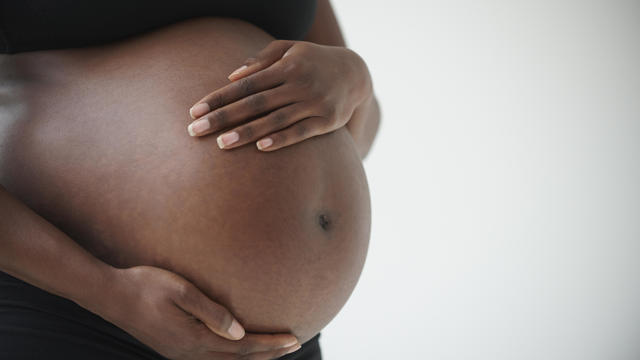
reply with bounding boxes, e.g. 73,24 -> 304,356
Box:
0,0 -> 380,359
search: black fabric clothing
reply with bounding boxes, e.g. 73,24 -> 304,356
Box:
0,270 -> 322,359
0,0 -> 318,53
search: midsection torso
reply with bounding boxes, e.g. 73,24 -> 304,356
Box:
0,17 -> 370,344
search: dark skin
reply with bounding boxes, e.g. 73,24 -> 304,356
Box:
0,2 -> 378,359
187,0 -> 381,160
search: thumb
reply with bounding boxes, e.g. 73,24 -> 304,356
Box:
173,282 -> 246,340
227,39 -> 296,81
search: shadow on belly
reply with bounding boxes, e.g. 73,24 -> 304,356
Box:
0,17 -> 371,344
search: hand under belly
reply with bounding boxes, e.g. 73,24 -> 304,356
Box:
0,17 -> 371,344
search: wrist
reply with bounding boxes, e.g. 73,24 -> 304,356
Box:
346,90 -> 380,160
345,47 -> 373,106
75,263 -> 127,323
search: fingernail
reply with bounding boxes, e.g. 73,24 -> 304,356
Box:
285,344 -> 302,355
189,103 -> 210,119
217,131 -> 239,148
256,137 -> 273,150
282,338 -> 299,348
187,118 -> 211,136
227,319 -> 245,339
228,65 -> 247,79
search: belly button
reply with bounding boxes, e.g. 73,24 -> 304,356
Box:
318,213 -> 331,231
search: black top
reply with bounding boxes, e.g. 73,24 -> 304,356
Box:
0,0 -> 318,54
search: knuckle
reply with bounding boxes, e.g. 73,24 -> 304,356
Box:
268,58 -> 286,74
176,281 -> 195,305
326,106 -> 337,119
240,125 -> 254,140
281,57 -> 298,74
264,40 -> 279,51
273,39 -> 291,49
297,40 -> 312,49
274,131 -> 287,143
244,57 -> 257,66
238,77 -> 254,94
271,110 -> 288,126
259,65 -> 281,85
325,114 -> 338,128
211,110 -> 228,128
295,123 -> 307,137
208,93 -> 225,109
244,93 -> 267,111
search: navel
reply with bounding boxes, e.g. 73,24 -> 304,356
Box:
317,213 -> 331,231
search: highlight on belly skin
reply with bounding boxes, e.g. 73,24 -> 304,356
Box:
0,17 -> 372,346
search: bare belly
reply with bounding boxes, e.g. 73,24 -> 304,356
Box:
0,17 -> 370,344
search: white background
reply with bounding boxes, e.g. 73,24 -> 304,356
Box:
320,1 -> 640,359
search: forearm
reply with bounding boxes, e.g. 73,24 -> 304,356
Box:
302,0 -> 380,160
0,185 -> 118,318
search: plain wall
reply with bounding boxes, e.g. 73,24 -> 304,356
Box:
319,1 -> 640,359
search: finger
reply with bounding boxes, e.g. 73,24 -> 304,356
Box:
240,343 -> 303,360
256,116 -> 331,152
206,343 -> 301,360
201,332 -> 299,355
172,282 -> 245,341
227,40 -> 296,82
189,61 -> 285,119
215,101 -> 316,150
188,84 -> 297,138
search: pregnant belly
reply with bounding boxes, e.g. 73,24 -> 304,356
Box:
0,17 -> 371,344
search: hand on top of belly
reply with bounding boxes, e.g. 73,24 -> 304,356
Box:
186,40 -> 373,152
105,266 -> 302,360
